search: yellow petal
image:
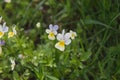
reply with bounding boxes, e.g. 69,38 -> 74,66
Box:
71,35 -> 75,39
48,32 -> 55,40
8,32 -> 14,38
0,31 -> 4,38
55,40 -> 65,51
70,30 -> 77,40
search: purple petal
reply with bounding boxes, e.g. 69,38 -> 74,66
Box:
65,33 -> 71,39
0,40 -> 5,46
53,25 -> 59,31
3,26 -> 9,32
49,24 -> 53,30
65,39 -> 71,45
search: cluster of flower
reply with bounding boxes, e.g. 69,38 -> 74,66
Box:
0,16 -> 17,71
46,24 -> 77,51
0,17 -> 17,53
0,17 -> 17,39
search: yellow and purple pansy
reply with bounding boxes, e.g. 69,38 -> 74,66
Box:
0,22 -> 9,38
55,29 -> 71,51
8,26 -> 17,38
46,24 -> 59,40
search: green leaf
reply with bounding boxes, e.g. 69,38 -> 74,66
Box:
0,67 -> 3,73
79,62 -> 84,69
80,50 -> 92,61
46,75 -> 59,80
13,71 -> 20,80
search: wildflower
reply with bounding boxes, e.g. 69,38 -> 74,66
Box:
8,26 -> 17,38
46,24 -> 59,40
70,30 -> 77,39
36,22 -> 41,28
55,29 -> 71,51
4,0 -> 11,3
10,58 -> 15,70
0,22 -> 9,38
18,54 -> 25,59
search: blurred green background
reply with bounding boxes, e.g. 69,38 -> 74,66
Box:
0,0 -> 120,80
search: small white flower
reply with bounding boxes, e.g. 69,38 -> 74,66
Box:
8,26 -> 17,38
4,0 -> 11,3
0,22 -> 9,38
46,24 -> 59,40
18,54 -> 25,59
70,30 -> 77,39
36,22 -> 41,28
55,29 -> 71,51
10,58 -> 15,70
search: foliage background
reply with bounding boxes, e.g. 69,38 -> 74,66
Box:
0,0 -> 120,80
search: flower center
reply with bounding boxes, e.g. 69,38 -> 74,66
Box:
8,32 -> 14,38
71,33 -> 75,37
59,40 -> 65,47
0,31 -> 4,38
49,32 -> 54,37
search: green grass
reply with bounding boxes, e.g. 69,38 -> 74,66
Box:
0,0 -> 120,80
